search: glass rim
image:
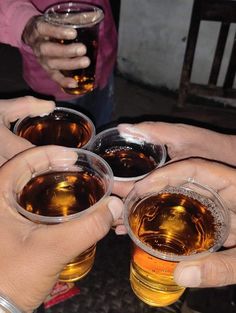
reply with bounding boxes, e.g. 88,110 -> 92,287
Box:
88,126 -> 167,181
13,148 -> 113,224
124,177 -> 230,262
13,106 -> 96,149
44,2 -> 104,28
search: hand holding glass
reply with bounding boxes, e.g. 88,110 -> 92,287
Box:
14,148 -> 113,282
44,2 -> 104,95
124,176 -> 229,307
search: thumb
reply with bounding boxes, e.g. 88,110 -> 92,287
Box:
43,196 -> 124,262
174,248 -> 236,288
0,96 -> 55,126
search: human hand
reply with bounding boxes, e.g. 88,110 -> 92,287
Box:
22,15 -> 90,89
0,145 -> 123,313
113,121 -> 222,200
133,158 -> 236,288
0,96 -> 55,165
118,122 -> 236,166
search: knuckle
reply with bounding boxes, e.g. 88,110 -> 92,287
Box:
202,255 -> 236,286
22,96 -> 35,105
46,59 -> 56,70
37,42 -> 49,56
50,71 -> 61,82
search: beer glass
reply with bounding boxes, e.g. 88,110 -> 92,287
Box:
14,148 -> 113,282
13,107 -> 95,149
88,127 -> 167,181
124,176 -> 230,307
44,2 -> 104,95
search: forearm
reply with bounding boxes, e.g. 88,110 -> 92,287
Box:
166,124 -> 236,166
217,134 -> 236,166
196,132 -> 236,166
0,292 -> 33,313
0,1 -> 39,48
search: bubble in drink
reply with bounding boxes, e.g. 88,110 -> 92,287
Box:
14,108 -> 95,148
128,187 -> 225,307
88,127 -> 167,181
98,144 -> 159,178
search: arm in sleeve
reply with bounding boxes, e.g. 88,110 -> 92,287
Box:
0,0 -> 40,48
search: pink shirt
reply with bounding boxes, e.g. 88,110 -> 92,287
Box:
0,0 -> 117,100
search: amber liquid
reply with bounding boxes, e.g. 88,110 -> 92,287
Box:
18,170 -> 105,282
16,109 -> 93,148
98,144 -> 159,178
60,24 -> 99,95
129,188 -> 221,306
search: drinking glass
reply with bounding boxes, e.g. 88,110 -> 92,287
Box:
44,2 -> 104,95
88,127 -> 166,181
14,148 -> 113,282
13,107 -> 95,149
124,176 -> 230,306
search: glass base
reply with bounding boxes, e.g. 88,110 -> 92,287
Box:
59,245 -> 96,282
130,263 -> 185,307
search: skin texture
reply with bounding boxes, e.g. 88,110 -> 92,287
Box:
0,145 -> 124,313
114,122 -> 236,198
118,122 -> 236,165
133,159 -> 236,288
0,101 -> 118,310
1,114 -> 236,308
22,16 -> 90,89
114,122 -> 236,288
0,97 -> 124,312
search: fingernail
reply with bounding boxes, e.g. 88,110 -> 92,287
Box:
115,225 -> 127,235
68,81 -> 78,88
175,266 -> 201,287
108,197 -> 124,221
64,29 -> 76,38
39,112 -> 51,117
81,57 -> 90,67
76,46 -> 86,55
117,124 -> 133,132
118,124 -> 150,141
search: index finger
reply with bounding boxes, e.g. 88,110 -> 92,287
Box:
41,11 -> 100,39
37,19 -> 76,39
134,158 -> 236,209
0,96 -> 55,127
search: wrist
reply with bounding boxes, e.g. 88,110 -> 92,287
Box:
0,294 -> 26,313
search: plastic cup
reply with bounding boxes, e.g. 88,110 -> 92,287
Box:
124,176 -> 230,306
13,107 -> 95,149
14,148 -> 113,282
88,127 -> 167,181
44,2 -> 104,95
